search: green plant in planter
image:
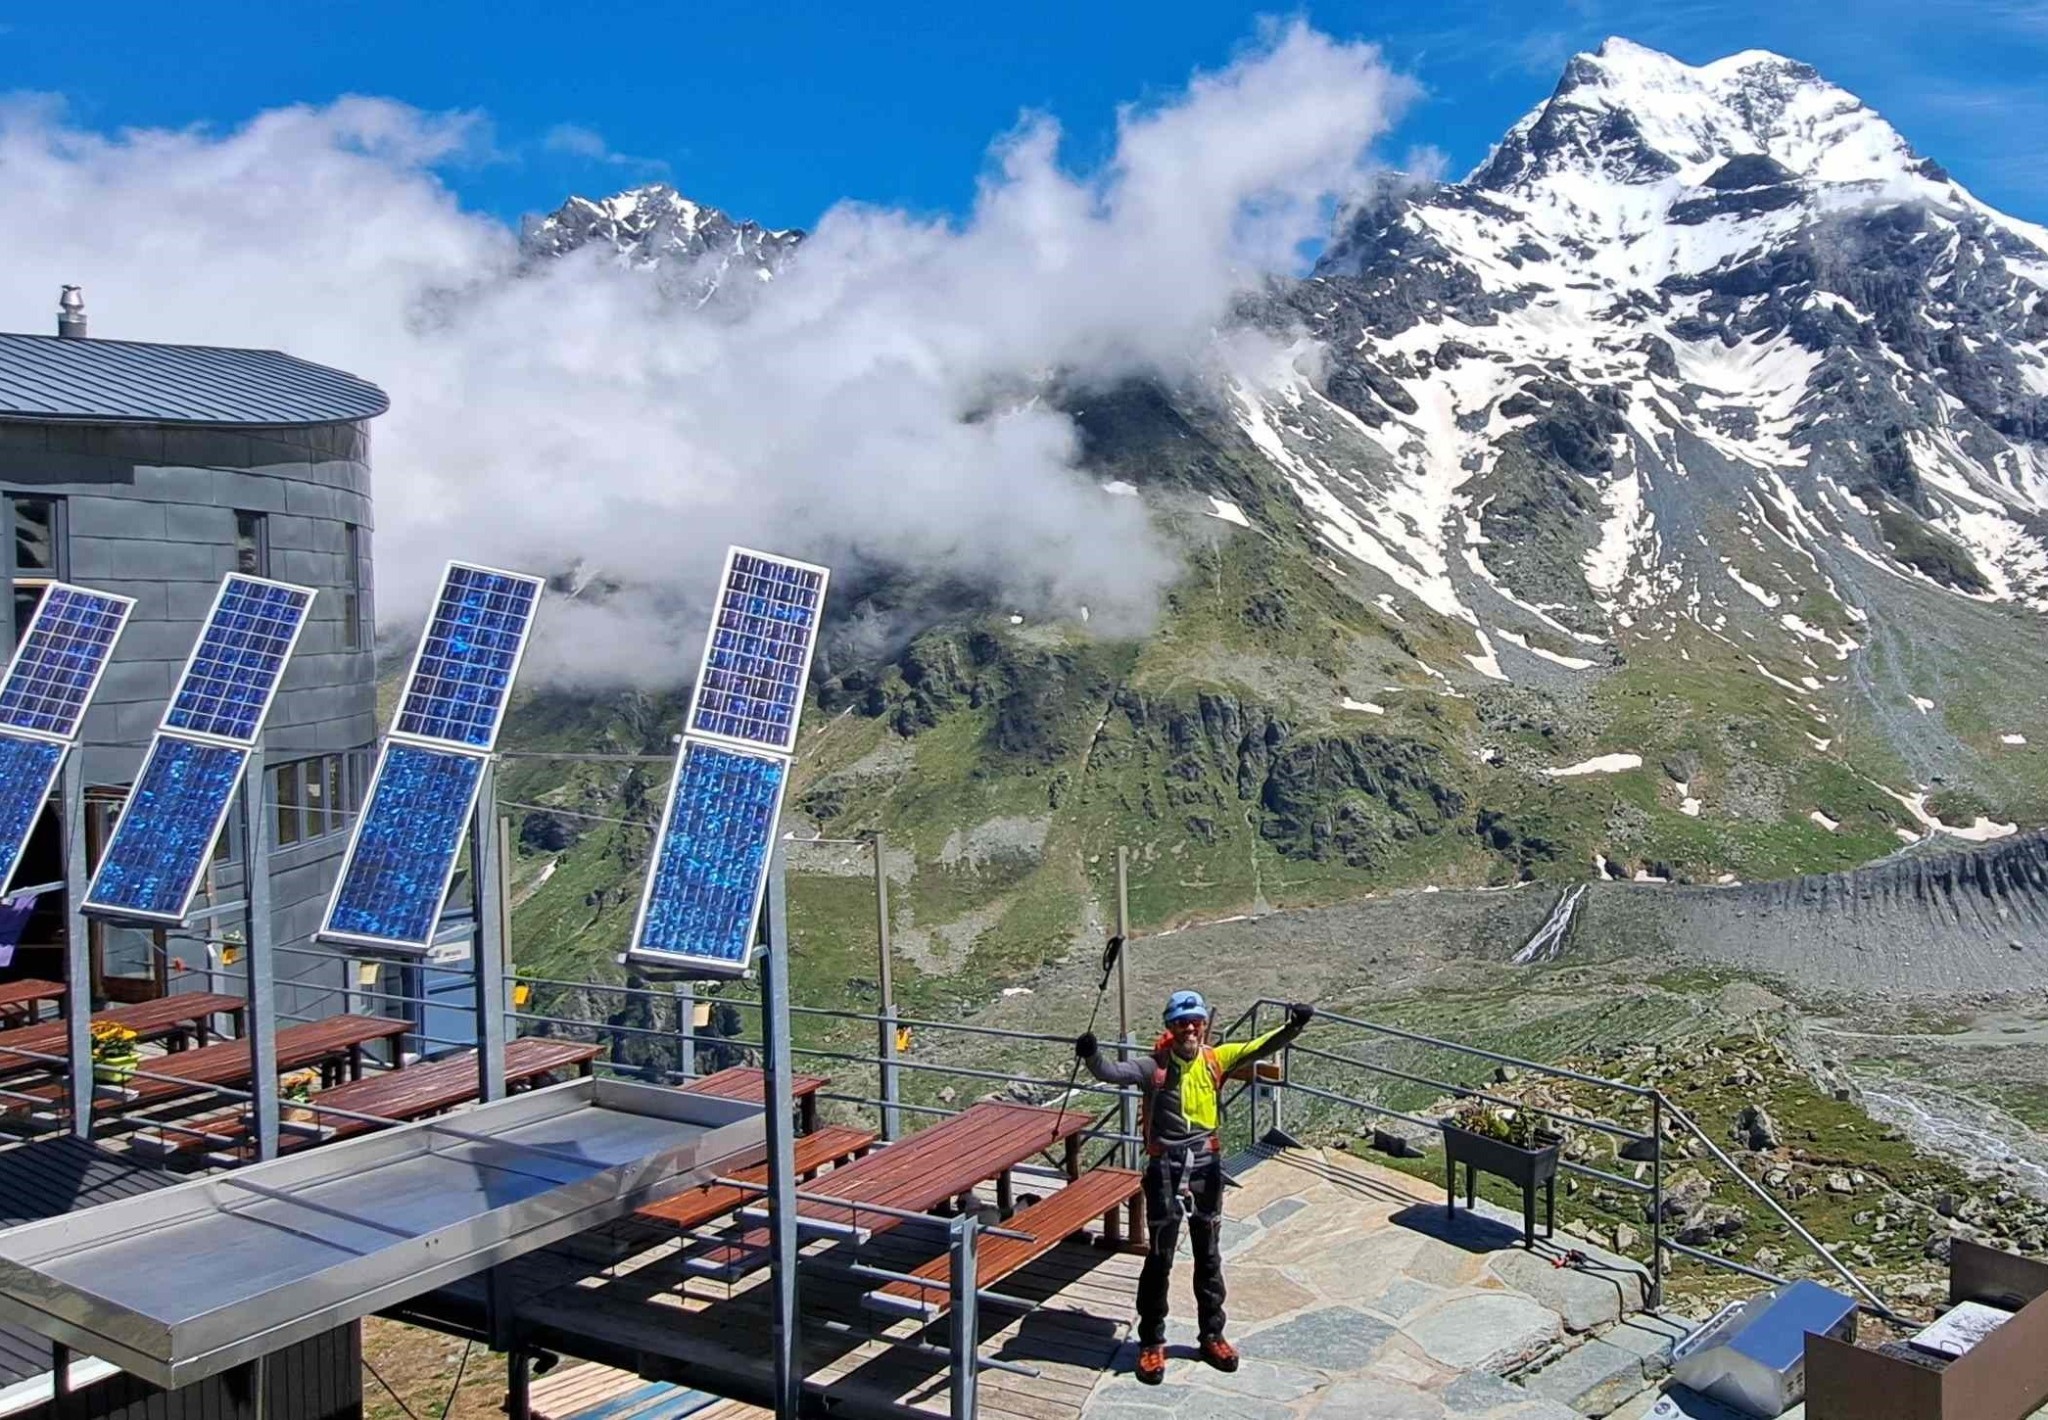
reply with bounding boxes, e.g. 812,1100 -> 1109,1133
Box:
1447,1097 -> 1556,1150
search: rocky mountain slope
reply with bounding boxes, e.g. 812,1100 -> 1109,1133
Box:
499,39 -> 2048,1005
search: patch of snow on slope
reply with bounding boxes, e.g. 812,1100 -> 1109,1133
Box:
1341,698 -> 1385,715
1496,628 -> 1598,670
1206,496 -> 1251,528
1101,480 -> 1138,497
1465,629 -> 1509,681
1545,753 -> 1644,777
2003,733 -> 2029,746
1809,810 -> 1840,831
1585,471 -> 1653,607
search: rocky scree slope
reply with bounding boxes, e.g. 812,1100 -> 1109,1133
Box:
500,40 -> 2048,997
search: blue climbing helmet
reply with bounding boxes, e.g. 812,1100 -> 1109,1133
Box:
1163,989 -> 1211,1026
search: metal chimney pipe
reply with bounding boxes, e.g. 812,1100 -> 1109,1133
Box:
57,286 -> 86,339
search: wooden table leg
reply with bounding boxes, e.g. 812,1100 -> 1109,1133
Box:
1063,1135 -> 1080,1182
800,1093 -> 816,1136
996,1169 -> 1014,1219
350,1045 -> 365,1082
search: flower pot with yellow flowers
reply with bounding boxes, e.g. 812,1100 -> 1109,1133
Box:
90,1022 -> 141,1097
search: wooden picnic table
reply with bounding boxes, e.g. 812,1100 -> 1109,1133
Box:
0,980 -> 64,1029
0,992 -> 247,1077
0,1013 -> 410,1118
745,1100 -> 1093,1241
682,1064 -> 826,1135
149,1036 -> 603,1158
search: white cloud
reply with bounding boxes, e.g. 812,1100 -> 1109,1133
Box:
542,122 -> 668,172
0,22 -> 1412,686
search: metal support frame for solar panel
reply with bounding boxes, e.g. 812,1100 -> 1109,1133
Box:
82,575 -> 313,925
0,584 -> 135,895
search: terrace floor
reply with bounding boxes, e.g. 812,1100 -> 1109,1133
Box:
498,1141 -> 1705,1420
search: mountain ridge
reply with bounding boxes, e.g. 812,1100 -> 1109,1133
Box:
500,38 -> 2048,993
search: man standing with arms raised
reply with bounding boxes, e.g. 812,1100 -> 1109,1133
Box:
1076,992 -> 1313,1385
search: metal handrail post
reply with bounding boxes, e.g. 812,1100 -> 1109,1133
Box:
60,755 -> 91,1140
471,764 -> 507,1102
874,832 -> 900,1142
1274,1042 -> 1291,1139
242,743 -> 279,1161
676,982 -> 696,1081
1649,1092 -> 1664,1309
949,1212 -> 979,1420
762,844 -> 801,1417
1116,1035 -> 1137,1171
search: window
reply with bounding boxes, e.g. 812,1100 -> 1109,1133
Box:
8,495 -> 65,645
266,750 -> 368,849
234,511 -> 268,577
342,523 -> 364,650
274,760 -> 303,846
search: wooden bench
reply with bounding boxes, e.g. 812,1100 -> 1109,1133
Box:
862,1166 -> 1143,1320
635,1123 -> 876,1232
143,1038 -> 602,1158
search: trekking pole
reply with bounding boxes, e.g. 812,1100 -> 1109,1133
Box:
1052,935 -> 1123,1139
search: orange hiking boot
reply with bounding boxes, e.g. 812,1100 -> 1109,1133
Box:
1135,1344 -> 1167,1385
1199,1336 -> 1239,1372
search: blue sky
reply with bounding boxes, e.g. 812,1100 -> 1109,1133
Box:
14,0 -> 2048,231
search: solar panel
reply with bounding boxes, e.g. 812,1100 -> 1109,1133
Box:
161,575 -> 316,745
318,742 -> 486,951
0,585 -> 135,743
627,741 -> 788,973
82,736 -> 248,923
0,732 -> 64,894
685,549 -> 828,755
391,564 -> 544,751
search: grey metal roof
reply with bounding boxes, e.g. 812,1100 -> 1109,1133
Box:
0,333 -> 388,428
0,1136 -> 181,1386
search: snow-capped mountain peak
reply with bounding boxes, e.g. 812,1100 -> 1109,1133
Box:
1474,36 -> 1925,198
520,182 -> 804,302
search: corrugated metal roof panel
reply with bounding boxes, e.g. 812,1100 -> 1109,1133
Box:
0,334 -> 388,428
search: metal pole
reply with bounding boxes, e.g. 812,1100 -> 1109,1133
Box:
761,842 -> 801,1419
948,1213 -> 979,1420
1649,1092 -> 1664,1310
1114,847 -> 1130,1041
874,832 -> 900,1142
1114,846 -> 1135,1170
676,982 -> 696,1081
242,745 -> 279,1162
60,756 -> 91,1139
472,761 -> 506,1101
506,1348 -> 530,1420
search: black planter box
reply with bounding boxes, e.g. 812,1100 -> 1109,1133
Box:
1440,1122 -> 1562,1248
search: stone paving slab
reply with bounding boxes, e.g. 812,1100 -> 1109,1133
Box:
1080,1147 -> 1668,1420
1519,1337 -> 1653,1416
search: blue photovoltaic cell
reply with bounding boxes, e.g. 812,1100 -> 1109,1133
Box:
162,577 -> 313,744
393,565 -> 542,750
84,736 -> 247,921
0,732 -> 64,892
631,742 -> 786,970
0,586 -> 130,741
323,742 -> 485,948
686,552 -> 825,753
